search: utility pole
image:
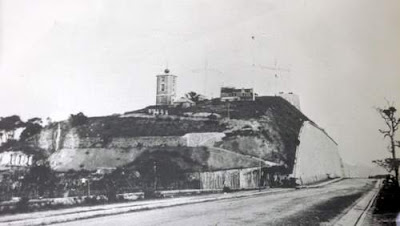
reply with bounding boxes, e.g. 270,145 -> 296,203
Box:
257,58 -> 291,95
227,102 -> 231,119
250,35 -> 291,95
259,160 -> 262,191
81,178 -> 90,196
153,161 -> 158,191
88,179 -> 91,196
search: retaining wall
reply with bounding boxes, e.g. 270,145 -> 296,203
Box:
292,121 -> 343,185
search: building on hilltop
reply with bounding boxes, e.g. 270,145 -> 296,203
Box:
220,87 -> 255,102
156,69 -> 177,106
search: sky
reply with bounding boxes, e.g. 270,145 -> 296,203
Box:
0,0 -> 399,167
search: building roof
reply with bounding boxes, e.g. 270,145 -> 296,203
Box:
156,74 -> 177,77
221,87 -> 253,92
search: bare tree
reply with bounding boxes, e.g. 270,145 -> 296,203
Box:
375,106 -> 400,186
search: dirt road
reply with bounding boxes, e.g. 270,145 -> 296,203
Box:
54,179 -> 375,226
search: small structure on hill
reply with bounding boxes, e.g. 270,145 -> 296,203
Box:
0,151 -> 33,168
220,87 -> 255,102
147,106 -> 170,116
173,97 -> 196,108
156,69 -> 177,106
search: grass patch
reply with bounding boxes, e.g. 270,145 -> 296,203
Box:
372,178 -> 400,224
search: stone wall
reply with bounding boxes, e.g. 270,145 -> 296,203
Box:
292,121 -> 343,185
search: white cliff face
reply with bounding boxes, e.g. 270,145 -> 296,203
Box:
292,121 -> 343,185
55,123 -> 62,151
34,123 -> 78,154
36,127 -> 57,151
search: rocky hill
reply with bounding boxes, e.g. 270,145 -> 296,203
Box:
28,96 -> 308,173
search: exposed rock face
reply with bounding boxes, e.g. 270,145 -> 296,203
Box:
35,126 -> 57,153
33,97 -> 306,171
48,135 -> 188,171
30,122 -> 70,156
49,148 -> 142,171
29,96 -> 343,185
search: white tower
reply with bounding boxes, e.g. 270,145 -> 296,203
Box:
156,69 -> 177,105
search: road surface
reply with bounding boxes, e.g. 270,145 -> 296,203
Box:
54,179 -> 376,226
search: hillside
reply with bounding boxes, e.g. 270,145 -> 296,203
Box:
31,96 -> 309,173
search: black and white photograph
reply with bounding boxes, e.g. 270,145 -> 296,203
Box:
0,0 -> 399,225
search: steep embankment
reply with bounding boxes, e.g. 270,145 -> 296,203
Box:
33,96 -> 308,172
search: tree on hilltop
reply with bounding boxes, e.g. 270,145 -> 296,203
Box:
185,91 -> 201,103
0,115 -> 24,131
185,91 -> 208,104
20,117 -> 43,141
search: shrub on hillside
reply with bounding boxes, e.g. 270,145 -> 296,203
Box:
222,186 -> 232,193
208,114 -> 218,120
21,163 -> 59,198
15,197 -> 30,212
68,112 -> 88,127
0,115 -> 24,131
20,118 -> 43,141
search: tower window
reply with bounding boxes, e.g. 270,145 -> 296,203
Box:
161,84 -> 165,91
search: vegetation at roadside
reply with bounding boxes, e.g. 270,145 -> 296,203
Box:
373,105 -> 400,186
372,103 -> 400,224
